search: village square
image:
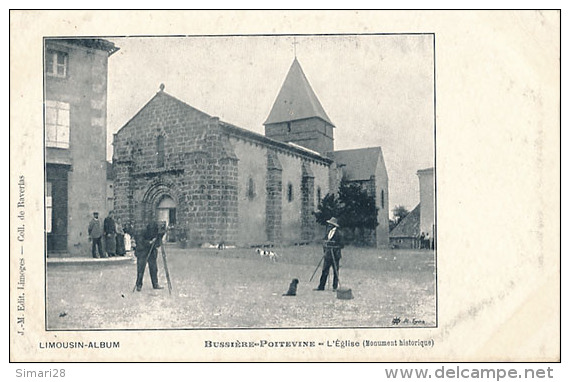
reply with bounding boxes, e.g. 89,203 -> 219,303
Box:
44,35 -> 436,329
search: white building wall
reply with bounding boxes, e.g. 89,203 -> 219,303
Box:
278,152 -> 303,243
418,168 -> 435,237
375,156 -> 390,247
232,138 -> 268,246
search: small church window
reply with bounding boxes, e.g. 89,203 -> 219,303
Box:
287,182 -> 294,202
287,121 -> 292,133
381,189 -> 385,209
156,135 -> 165,168
317,186 -> 322,204
246,177 -> 256,200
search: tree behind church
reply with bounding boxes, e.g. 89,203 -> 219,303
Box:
314,193 -> 340,226
314,180 -> 379,245
392,205 -> 410,227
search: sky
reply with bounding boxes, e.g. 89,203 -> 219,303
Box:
105,34 -> 434,217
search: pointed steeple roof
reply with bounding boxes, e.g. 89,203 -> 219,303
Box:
264,58 -> 334,126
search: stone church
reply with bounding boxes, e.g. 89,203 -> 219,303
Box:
113,58 -> 390,247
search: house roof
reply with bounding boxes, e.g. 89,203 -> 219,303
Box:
264,58 -> 334,126
417,167 -> 434,175
328,147 -> 383,181
389,204 -> 421,238
48,38 -> 120,56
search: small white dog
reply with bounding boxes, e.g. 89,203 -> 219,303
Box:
256,248 -> 279,262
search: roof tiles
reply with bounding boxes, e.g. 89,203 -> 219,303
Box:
264,58 -> 334,126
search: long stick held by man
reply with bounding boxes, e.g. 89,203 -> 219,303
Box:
134,220 -> 166,292
314,217 -> 344,291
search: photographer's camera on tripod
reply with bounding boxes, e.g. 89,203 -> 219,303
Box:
157,221 -> 167,240
323,240 -> 340,249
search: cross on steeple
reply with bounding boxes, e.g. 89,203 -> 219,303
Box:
292,37 -> 299,58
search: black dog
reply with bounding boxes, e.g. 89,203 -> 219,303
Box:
283,278 -> 299,296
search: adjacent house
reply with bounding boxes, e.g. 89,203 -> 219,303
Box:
44,38 -> 119,255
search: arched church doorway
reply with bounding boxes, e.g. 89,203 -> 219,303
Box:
156,195 -> 177,242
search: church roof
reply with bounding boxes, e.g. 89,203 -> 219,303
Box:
220,121 -> 332,164
329,147 -> 384,181
116,87 -> 333,165
264,58 -> 334,126
114,89 -> 212,136
389,204 -> 421,238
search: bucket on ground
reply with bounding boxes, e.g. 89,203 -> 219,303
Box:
336,287 -> 353,300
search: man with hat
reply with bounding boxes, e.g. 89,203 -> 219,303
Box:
87,212 -> 104,258
134,220 -> 166,292
315,217 -> 344,291
103,210 -> 117,257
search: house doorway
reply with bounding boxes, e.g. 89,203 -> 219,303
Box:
46,164 -> 69,254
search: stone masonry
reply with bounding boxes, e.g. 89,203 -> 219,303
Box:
113,90 -> 239,244
112,55 -> 392,247
265,150 -> 283,242
301,162 -> 315,241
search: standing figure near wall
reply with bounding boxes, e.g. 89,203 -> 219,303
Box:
115,217 -> 126,256
103,210 -> 117,257
134,221 -> 165,292
315,217 -> 344,291
88,212 -> 104,258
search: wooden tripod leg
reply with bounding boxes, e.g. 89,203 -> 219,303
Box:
310,255 -> 325,282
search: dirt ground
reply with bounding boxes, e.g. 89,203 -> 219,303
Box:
46,244 -> 436,330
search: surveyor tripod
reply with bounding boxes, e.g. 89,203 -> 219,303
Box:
309,245 -> 341,289
160,245 -> 173,295
132,236 -> 173,295
132,239 -> 157,293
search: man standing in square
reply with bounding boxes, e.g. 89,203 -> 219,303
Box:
315,217 -> 344,291
88,212 -> 104,258
134,221 -> 165,292
103,210 -> 116,257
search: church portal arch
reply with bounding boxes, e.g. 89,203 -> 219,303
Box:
140,180 -> 181,232
156,195 -> 177,227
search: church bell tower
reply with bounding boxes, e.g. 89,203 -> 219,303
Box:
264,58 -> 335,154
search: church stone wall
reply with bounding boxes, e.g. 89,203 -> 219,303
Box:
265,118 -> 334,154
229,136 -> 331,246
265,150 -> 283,243
113,89 -> 339,248
300,162 -> 315,242
277,152 -> 304,243
114,93 -> 211,231
231,137 -> 268,246
328,162 -> 343,198
309,161 -> 330,239
113,93 -> 239,245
